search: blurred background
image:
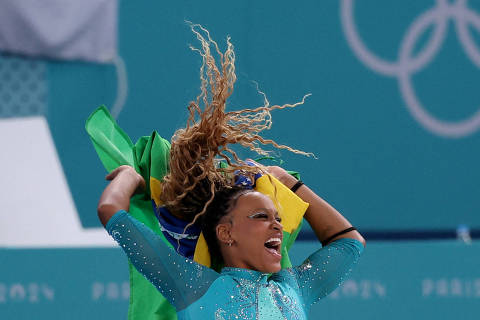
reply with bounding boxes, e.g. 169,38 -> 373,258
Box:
1,0 -> 479,319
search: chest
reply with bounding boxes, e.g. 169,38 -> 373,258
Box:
180,277 -> 307,320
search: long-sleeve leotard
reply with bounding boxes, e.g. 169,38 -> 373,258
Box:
107,210 -> 363,319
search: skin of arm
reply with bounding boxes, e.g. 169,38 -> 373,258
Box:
266,165 -> 366,247
97,165 -> 146,226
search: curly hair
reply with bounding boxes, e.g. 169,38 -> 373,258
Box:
159,23 -> 313,232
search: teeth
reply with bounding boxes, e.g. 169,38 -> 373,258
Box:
265,237 -> 282,245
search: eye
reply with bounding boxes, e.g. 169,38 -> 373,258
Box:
275,217 -> 282,223
248,212 -> 268,219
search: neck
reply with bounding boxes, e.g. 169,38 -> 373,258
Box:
221,249 -> 254,270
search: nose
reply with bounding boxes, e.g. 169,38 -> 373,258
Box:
272,219 -> 283,231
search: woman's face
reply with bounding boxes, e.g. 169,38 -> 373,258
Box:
225,191 -> 283,273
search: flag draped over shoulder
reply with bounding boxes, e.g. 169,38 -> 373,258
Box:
86,106 -> 175,319
85,105 -> 309,320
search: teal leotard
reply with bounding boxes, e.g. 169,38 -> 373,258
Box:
107,210 -> 363,319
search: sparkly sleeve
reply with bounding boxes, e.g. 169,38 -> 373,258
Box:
293,238 -> 363,306
106,210 -> 219,311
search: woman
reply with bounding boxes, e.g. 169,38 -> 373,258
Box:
97,24 -> 365,319
98,163 -> 364,319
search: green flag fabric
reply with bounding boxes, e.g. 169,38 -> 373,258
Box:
86,106 -> 176,320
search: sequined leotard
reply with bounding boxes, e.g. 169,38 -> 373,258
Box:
107,210 -> 363,320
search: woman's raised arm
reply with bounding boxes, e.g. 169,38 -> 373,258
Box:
268,165 -> 365,306
267,166 -> 365,247
97,165 -> 219,310
97,165 -> 145,226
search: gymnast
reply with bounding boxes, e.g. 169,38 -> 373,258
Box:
97,24 -> 365,319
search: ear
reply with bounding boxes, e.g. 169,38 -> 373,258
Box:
216,222 -> 232,245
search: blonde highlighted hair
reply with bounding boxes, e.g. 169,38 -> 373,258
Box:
160,23 -> 312,228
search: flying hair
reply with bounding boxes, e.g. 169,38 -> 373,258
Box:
159,22 -> 313,233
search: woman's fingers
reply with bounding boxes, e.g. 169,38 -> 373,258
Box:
266,166 -> 297,189
136,173 -> 146,192
105,168 -> 121,181
242,159 -> 297,188
244,159 -> 287,181
105,165 -> 135,181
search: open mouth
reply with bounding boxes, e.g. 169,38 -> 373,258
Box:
264,237 -> 282,257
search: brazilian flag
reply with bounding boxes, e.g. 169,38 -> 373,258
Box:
86,106 -> 308,320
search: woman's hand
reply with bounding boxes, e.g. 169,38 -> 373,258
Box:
264,165 -> 298,189
245,159 -> 298,189
106,165 -> 146,192
97,165 -> 146,226
246,159 -> 365,247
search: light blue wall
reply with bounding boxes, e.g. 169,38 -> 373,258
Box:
43,0 -> 480,231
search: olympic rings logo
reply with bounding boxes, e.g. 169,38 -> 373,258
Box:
340,0 -> 480,138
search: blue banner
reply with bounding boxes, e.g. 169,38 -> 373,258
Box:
2,241 -> 478,319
